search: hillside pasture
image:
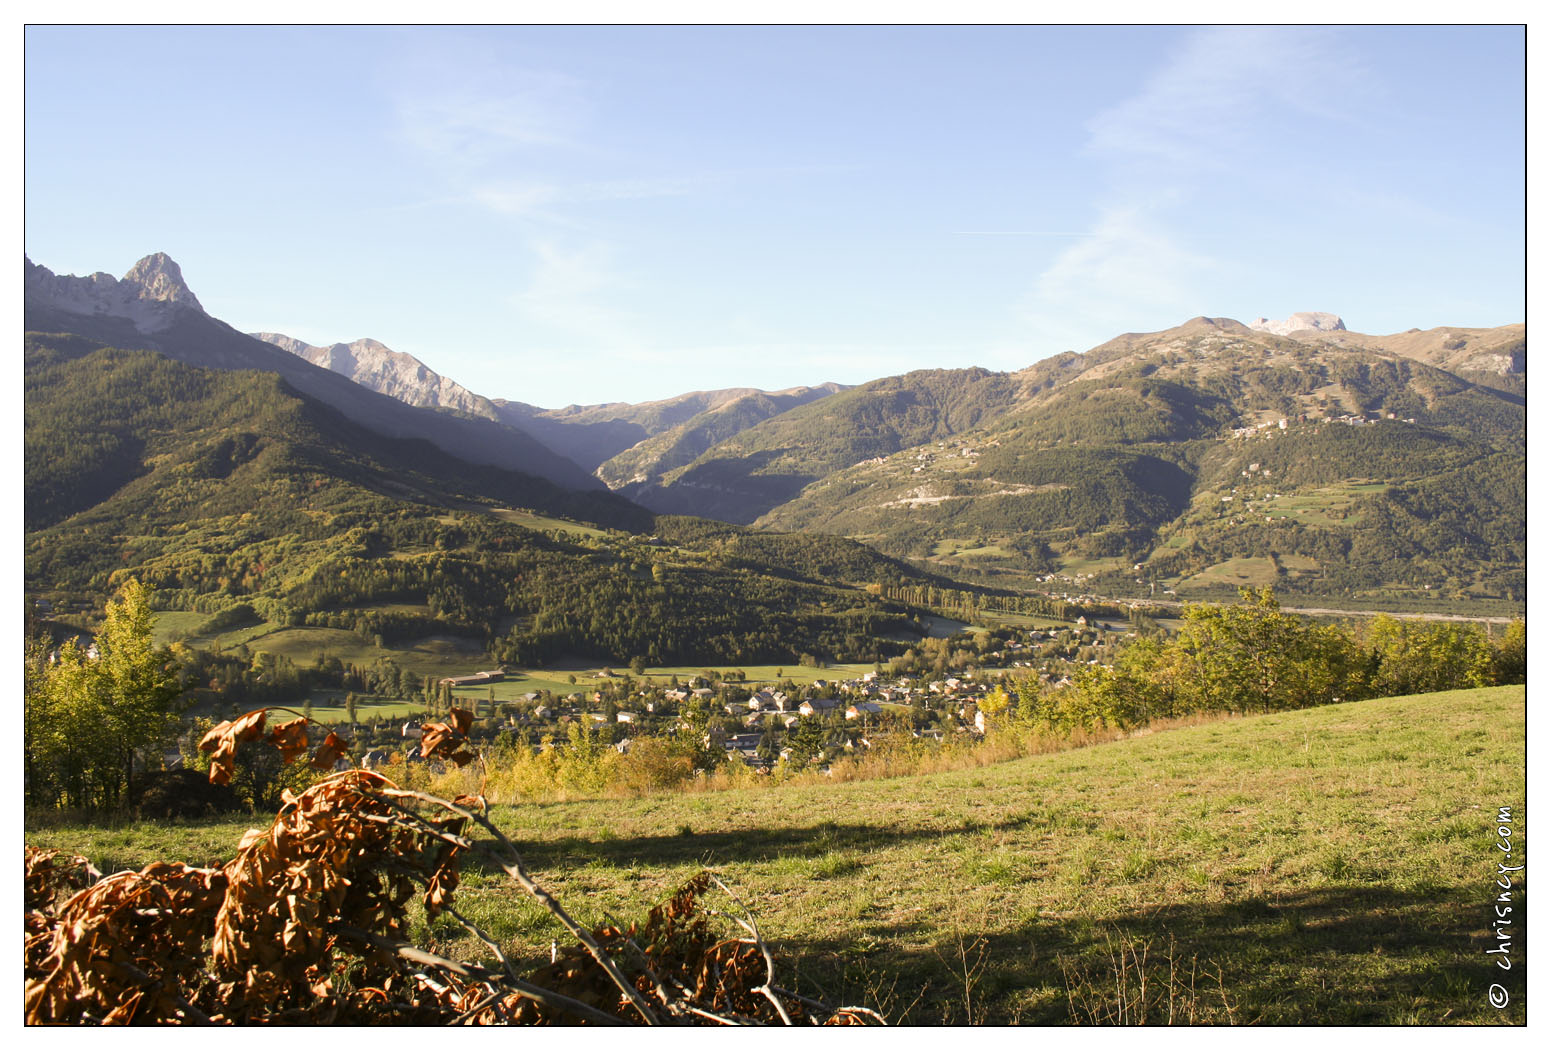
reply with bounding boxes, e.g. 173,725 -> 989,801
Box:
1183,556 -> 1281,589
26,686 -> 1524,1025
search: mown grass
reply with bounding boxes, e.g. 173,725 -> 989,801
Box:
26,686 -> 1524,1025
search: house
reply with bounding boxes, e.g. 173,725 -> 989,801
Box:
800,698 -> 840,717
846,702 -> 883,720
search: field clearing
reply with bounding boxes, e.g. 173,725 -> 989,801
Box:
445,662 -> 885,704
296,696 -> 430,725
971,610 -> 1072,631
251,627 -> 486,680
1184,557 -> 1280,588
1279,554 -> 1321,572
151,611 -> 207,646
487,508 -> 610,539
931,538 -> 1015,560
1257,484 -> 1381,526
1056,555 -> 1127,577
152,611 -> 281,649
26,686 -> 1524,1025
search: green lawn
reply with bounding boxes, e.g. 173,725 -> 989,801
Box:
27,686 -> 1524,1025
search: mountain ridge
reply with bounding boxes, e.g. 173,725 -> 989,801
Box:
24,255 -> 601,492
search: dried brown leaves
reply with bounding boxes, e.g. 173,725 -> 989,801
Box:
25,705 -> 879,1026
420,706 -> 477,767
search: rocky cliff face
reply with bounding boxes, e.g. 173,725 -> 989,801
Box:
24,252 -> 205,333
251,332 -> 500,420
1248,311 -> 1347,336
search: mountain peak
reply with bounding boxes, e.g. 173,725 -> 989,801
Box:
1247,311 -> 1346,336
121,252 -> 204,311
25,252 -> 206,332
251,331 -> 499,420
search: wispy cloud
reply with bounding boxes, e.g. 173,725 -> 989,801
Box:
471,174 -> 712,222
1024,206 -> 1216,345
1086,27 -> 1366,178
953,230 -> 1096,238
509,238 -> 645,351
1020,27 -> 1369,344
393,59 -> 588,181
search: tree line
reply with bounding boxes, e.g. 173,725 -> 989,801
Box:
1004,588 -> 1524,733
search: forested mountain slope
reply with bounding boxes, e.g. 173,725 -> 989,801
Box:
743,318 -> 1525,604
24,333 -> 946,666
25,256 -> 599,491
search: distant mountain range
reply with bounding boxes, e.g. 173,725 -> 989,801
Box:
25,253 -> 1526,614
249,328 -> 852,483
25,255 -> 598,492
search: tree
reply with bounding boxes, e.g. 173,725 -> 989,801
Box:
26,579 -> 184,810
1363,615 -> 1494,698
1175,587 -> 1356,714
786,717 -> 827,767
1493,620 -> 1526,685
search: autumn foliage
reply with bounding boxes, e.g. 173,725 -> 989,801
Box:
24,707 -> 878,1026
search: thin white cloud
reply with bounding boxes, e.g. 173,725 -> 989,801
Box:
1021,27 -> 1369,345
472,174 -> 712,221
393,62 -> 589,180
1086,26 -> 1366,176
510,238 -> 645,351
1024,206 -> 1215,342
953,230 -> 1096,237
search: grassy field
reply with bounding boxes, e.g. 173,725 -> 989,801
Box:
27,685 -> 1525,1025
441,662 -> 886,705
1183,556 -> 1281,589
488,508 -> 610,539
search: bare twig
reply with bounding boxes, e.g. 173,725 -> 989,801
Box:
444,903 -> 517,981
367,790 -> 661,1025
332,924 -> 627,1026
705,874 -> 793,1025
602,911 -> 686,1018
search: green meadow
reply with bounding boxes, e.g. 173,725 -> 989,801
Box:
27,686 -> 1524,1025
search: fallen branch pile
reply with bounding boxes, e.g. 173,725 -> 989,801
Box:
24,707 -> 882,1026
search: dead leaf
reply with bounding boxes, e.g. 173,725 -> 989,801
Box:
310,732 -> 347,771
267,718 -> 311,764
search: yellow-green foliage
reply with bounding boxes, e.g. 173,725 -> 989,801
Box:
1012,589 -> 1524,736
26,580 -> 184,811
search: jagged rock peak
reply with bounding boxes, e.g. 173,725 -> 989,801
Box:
251,331 -> 498,419
121,252 -> 204,310
1248,311 -> 1346,336
24,252 -> 205,332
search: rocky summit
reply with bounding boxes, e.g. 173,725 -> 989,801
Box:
251,332 -> 499,419
1248,311 -> 1347,336
24,252 -> 205,333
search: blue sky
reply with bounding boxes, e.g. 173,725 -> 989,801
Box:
24,25 -> 1526,408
